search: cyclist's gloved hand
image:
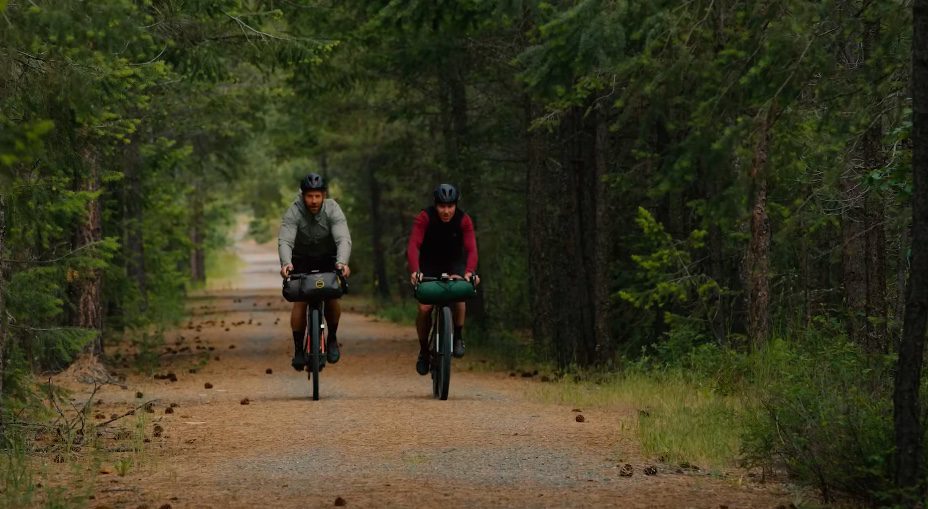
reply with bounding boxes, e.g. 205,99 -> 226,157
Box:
465,272 -> 480,286
410,271 -> 422,286
336,263 -> 351,278
280,263 -> 293,279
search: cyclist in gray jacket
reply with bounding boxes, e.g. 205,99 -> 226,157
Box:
278,173 -> 352,371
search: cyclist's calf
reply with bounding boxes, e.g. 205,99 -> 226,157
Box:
291,302 -> 309,331
291,299 -> 341,332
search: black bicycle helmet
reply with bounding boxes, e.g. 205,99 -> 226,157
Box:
300,173 -> 327,192
433,183 -> 459,204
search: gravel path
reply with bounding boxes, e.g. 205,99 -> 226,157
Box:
81,237 -> 788,509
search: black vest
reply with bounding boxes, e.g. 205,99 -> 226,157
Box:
419,206 -> 464,269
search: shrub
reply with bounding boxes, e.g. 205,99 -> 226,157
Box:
741,338 -> 897,505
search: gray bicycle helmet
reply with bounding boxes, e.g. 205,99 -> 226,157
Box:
300,173 -> 327,192
433,183 -> 459,204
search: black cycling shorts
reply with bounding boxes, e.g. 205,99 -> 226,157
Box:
292,254 -> 336,274
419,260 -> 466,278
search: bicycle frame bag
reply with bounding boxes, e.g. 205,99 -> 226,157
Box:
282,272 -> 344,302
414,280 -> 476,305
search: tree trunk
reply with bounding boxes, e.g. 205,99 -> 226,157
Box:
527,103 -> 580,368
746,113 -> 772,351
842,163 -> 869,344
439,58 -> 469,175
528,105 -> 600,369
367,159 -> 389,299
894,0 -> 928,501
896,226 -> 910,341
863,122 -> 887,351
800,186 -> 812,327
700,151 -> 733,344
440,57 -> 488,325
450,63 -> 468,163
842,19 -> 887,354
525,98 -> 549,354
190,180 -> 206,284
123,141 -> 147,308
0,194 -> 8,415
72,145 -> 104,355
589,106 -> 613,364
439,71 -> 455,177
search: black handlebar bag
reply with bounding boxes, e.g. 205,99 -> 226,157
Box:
282,272 -> 344,302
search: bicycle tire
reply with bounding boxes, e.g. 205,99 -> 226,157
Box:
431,308 -> 439,398
309,307 -> 321,401
438,305 -> 452,400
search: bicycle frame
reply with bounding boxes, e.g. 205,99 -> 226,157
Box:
304,298 -> 326,401
305,299 -> 326,357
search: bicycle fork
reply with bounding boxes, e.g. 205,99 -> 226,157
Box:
305,303 -> 327,356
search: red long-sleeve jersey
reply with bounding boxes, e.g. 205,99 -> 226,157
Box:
407,209 -> 478,274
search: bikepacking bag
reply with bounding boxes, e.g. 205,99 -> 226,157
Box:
414,280 -> 476,305
282,272 -> 344,302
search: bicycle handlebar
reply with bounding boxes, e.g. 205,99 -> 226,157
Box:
414,273 -> 479,290
284,268 -> 350,295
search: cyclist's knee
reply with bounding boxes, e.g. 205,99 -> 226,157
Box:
417,303 -> 433,314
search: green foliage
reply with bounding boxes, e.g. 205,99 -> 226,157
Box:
741,338 -> 898,505
618,207 -> 736,354
531,368 -> 745,470
374,300 -> 419,326
1,436 -> 38,508
0,0 -> 326,438
620,207 -> 715,309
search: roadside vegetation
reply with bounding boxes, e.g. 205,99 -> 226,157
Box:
2,1 -> 927,507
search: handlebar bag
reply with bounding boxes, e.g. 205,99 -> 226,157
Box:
282,272 -> 344,302
414,280 -> 476,304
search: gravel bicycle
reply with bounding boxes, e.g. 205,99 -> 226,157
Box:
414,274 -> 477,400
284,269 -> 347,401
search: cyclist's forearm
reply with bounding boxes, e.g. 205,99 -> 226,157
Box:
407,211 -> 428,272
328,202 -> 352,265
462,214 -> 478,273
278,228 -> 296,266
332,225 -> 352,265
335,240 -> 351,266
278,206 -> 299,266
278,242 -> 293,267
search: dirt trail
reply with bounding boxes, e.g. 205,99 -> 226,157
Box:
79,236 -> 788,509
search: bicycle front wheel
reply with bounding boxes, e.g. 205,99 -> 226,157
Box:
438,305 -> 452,400
309,307 -> 321,401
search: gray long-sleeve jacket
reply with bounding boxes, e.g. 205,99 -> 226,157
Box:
278,196 -> 352,267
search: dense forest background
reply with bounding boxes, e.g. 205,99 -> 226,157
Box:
2,0 -> 927,505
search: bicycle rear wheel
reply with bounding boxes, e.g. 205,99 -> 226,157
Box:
308,307 -> 321,401
438,305 -> 452,400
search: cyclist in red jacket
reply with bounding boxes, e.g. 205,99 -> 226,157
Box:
407,184 -> 479,375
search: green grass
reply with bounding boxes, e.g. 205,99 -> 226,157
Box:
530,370 -> 745,470
373,299 -> 418,325
460,329 -> 544,373
1,387 -> 152,508
202,248 -> 245,290
1,427 -> 102,509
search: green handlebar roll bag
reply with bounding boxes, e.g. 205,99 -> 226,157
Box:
414,280 -> 476,304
